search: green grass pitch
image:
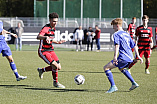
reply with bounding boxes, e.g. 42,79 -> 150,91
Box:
0,49 -> 157,104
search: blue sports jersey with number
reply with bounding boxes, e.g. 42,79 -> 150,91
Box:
114,30 -> 135,62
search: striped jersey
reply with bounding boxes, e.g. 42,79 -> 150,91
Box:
38,24 -> 55,52
114,30 -> 135,62
127,23 -> 136,39
136,25 -> 153,51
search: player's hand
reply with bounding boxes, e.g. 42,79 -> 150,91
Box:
113,59 -> 118,65
12,34 -> 17,38
58,40 -> 66,44
137,57 -> 143,64
46,36 -> 52,44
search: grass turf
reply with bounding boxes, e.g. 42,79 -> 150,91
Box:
0,50 -> 157,104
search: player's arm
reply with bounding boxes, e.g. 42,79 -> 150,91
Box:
52,40 -> 66,44
2,29 -> 17,38
150,28 -> 154,48
127,24 -> 130,34
134,45 -> 143,64
135,27 -> 139,46
150,37 -> 153,48
37,27 -> 49,40
37,34 -> 48,40
113,44 -> 119,65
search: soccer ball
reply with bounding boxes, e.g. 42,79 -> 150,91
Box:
74,75 -> 85,85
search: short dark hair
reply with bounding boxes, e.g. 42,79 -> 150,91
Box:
49,12 -> 59,19
142,15 -> 149,20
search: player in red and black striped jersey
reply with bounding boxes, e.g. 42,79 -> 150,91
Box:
127,17 -> 136,52
127,15 -> 154,74
37,12 -> 66,88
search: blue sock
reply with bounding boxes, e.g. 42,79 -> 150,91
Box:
121,69 -> 135,83
10,62 -> 19,78
105,70 -> 115,86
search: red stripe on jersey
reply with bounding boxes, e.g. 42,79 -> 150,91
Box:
38,24 -> 55,52
136,25 -> 153,50
127,23 -> 136,38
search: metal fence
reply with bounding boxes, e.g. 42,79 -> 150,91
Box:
0,17 -> 143,28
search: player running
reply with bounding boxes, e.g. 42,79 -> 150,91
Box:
0,21 -> 27,81
103,18 -> 143,93
37,12 -> 66,88
127,15 -> 153,74
127,17 -> 136,52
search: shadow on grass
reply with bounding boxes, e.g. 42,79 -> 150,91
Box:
74,59 -> 107,62
25,88 -> 130,93
24,87 -> 104,92
0,85 -> 129,93
59,70 -> 121,74
0,85 -> 32,88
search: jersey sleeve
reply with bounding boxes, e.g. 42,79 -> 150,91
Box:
127,24 -> 131,32
39,27 -> 48,36
135,27 -> 139,36
114,33 -> 119,45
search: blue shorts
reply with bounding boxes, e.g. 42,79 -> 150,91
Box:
0,41 -> 12,57
111,59 -> 132,69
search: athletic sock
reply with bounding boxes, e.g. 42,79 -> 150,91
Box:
52,69 -> 58,82
105,70 -> 115,86
10,62 -> 19,78
145,60 -> 150,69
121,69 -> 135,83
43,66 -> 52,72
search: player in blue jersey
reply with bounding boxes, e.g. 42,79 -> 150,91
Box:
0,21 -> 27,81
103,18 -> 143,93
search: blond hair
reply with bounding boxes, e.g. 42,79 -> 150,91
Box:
111,18 -> 123,27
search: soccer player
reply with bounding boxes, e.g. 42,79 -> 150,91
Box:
37,12 -> 66,88
127,17 -> 136,52
127,15 -> 153,74
103,18 -> 143,93
0,21 -> 27,81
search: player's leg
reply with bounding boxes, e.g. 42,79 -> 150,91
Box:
51,61 -> 65,88
49,52 -> 65,88
80,40 -> 83,51
6,55 -> 27,81
19,37 -> 22,51
91,40 -> 93,51
127,50 -> 143,73
103,61 -> 118,93
76,39 -> 79,51
38,51 -> 54,78
87,40 -> 89,51
38,51 -> 65,88
144,51 -> 151,74
120,67 -> 139,91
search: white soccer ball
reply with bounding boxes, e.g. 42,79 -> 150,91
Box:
74,75 -> 85,85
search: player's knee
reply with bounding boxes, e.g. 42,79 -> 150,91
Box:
58,65 -> 61,70
133,59 -> 138,63
103,65 -> 108,71
8,58 -> 14,63
51,61 -> 61,70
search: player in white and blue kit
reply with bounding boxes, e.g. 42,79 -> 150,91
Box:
103,18 -> 143,93
0,21 -> 27,81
